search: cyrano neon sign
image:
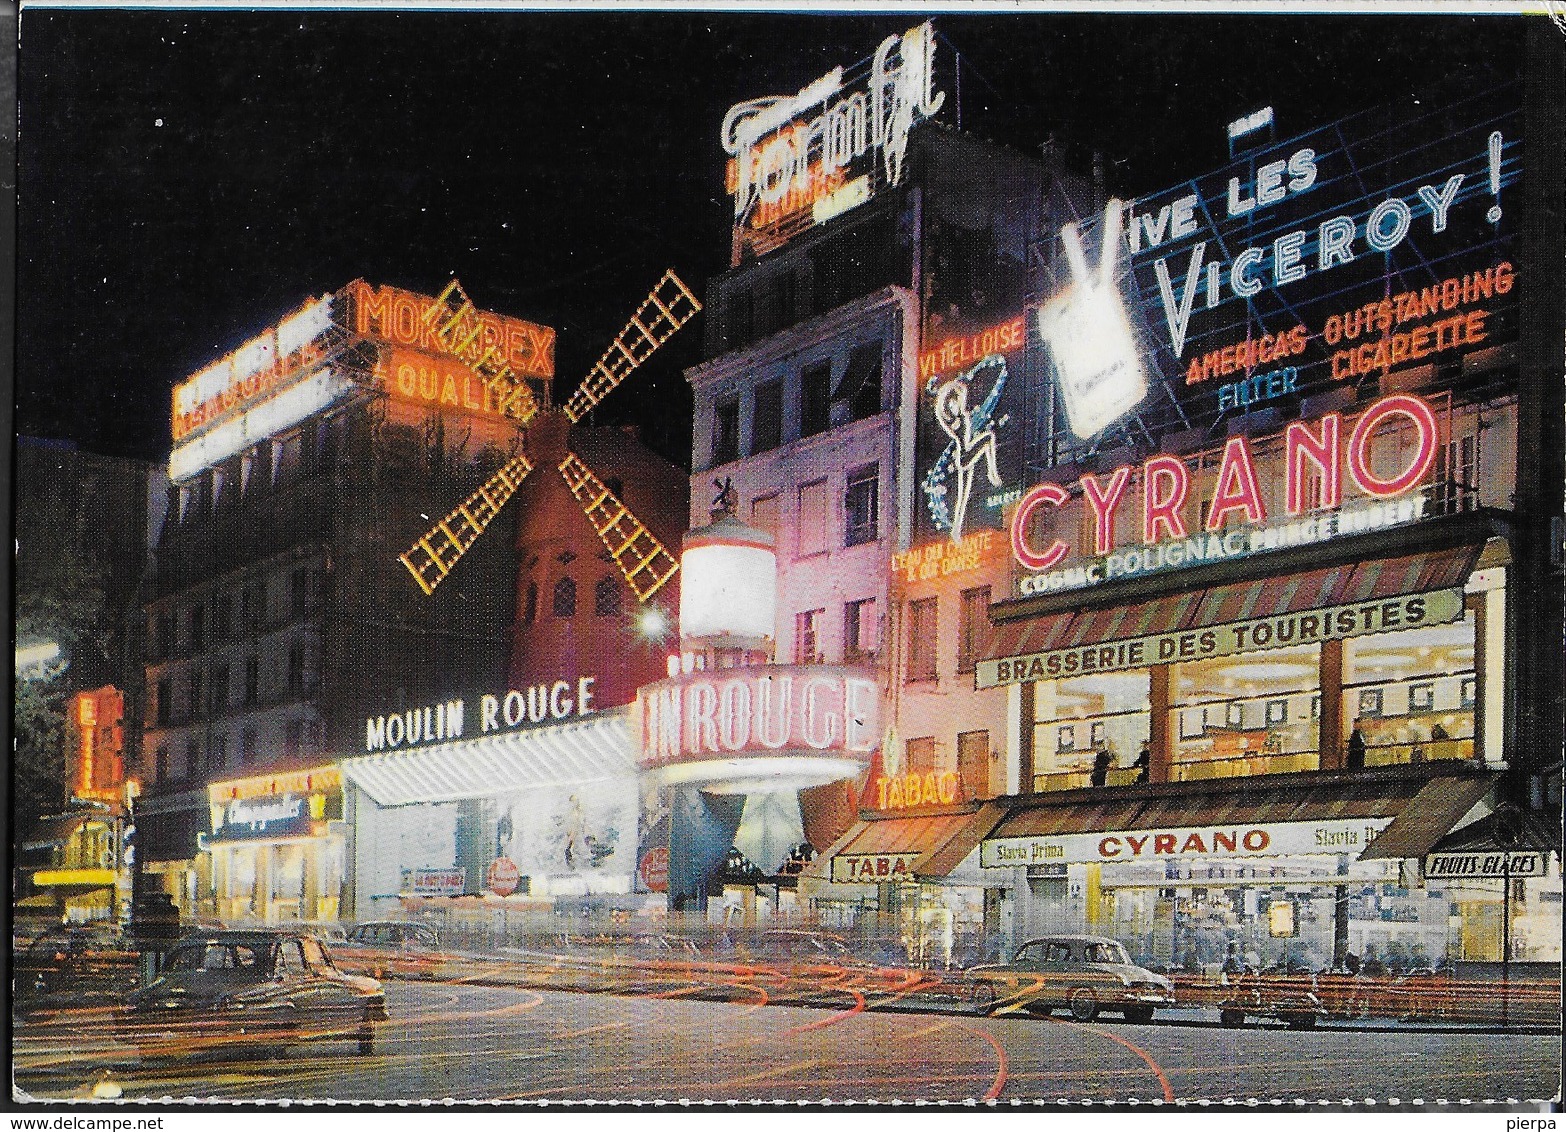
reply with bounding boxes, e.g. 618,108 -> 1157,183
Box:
1011,392 -> 1440,591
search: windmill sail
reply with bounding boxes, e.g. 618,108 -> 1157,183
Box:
557,452 -> 679,603
398,454 -> 534,595
561,270 -> 702,423
421,279 -> 543,426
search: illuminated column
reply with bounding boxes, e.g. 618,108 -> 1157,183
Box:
677,515 -> 776,669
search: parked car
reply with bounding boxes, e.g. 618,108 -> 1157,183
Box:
967,934 -> 1175,1022
14,923 -> 144,1018
335,920 -> 444,980
118,929 -> 386,1056
1215,970 -> 1328,1030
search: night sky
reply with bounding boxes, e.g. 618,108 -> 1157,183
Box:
15,9 -> 1525,472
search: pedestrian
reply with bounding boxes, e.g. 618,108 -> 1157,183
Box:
1346,727 -> 1368,770
1133,741 -> 1151,784
1222,940 -> 1244,977
1090,748 -> 1113,787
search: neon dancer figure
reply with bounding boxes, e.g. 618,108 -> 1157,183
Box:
922,355 -> 1007,545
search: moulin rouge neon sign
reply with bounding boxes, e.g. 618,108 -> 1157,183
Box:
1010,392 -> 1440,595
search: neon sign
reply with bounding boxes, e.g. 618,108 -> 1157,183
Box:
722,22 -> 944,260
1011,393 -> 1441,595
872,771 -> 959,811
364,678 -> 599,752
374,346 -> 530,423
346,281 -> 555,381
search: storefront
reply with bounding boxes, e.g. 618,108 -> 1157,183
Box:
341,708 -> 641,924
204,765 -> 346,925
803,801 -> 1009,967
973,763 -> 1525,972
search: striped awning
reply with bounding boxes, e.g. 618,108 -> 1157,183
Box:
340,710 -> 635,807
983,546 -> 1484,666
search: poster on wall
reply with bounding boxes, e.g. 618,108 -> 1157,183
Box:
494,783 -> 637,881
1036,81 -> 1521,459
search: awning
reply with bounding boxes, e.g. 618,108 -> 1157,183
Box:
31,868 -> 118,889
20,814 -> 92,852
809,805 -> 1003,883
134,803 -> 210,863
985,766 -> 1499,863
341,710 -> 635,807
1418,805 -> 1561,857
979,545 -> 1484,687
1356,775 -> 1496,860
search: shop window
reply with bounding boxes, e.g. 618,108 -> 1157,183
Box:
957,586 -> 991,673
958,730 -> 990,799
795,608 -> 824,665
1344,611 -> 1476,766
713,397 -> 740,466
906,736 -> 938,775
844,466 -> 879,547
1169,643 -> 1320,781
553,576 -> 577,619
1033,669 -> 1152,790
800,361 -> 832,438
797,479 -> 829,557
752,380 -> 784,454
843,598 -> 877,664
906,598 -> 939,682
750,493 -> 779,541
595,575 -> 622,618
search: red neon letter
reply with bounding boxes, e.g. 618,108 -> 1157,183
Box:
1011,482 -> 1071,570
1206,436 -> 1267,530
1142,456 -> 1190,543
1347,394 -> 1438,498
1284,413 -> 1341,515
1081,466 -> 1132,554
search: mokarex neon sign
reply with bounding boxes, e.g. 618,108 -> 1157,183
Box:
1011,392 -> 1441,597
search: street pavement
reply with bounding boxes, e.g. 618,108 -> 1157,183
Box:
13,978 -> 1561,1105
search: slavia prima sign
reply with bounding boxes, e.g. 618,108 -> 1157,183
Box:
981,817 -> 1393,868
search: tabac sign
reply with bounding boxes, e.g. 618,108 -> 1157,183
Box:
831,853 -> 920,883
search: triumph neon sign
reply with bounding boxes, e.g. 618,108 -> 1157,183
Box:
1011,393 -> 1440,590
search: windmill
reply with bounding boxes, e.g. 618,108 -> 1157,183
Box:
395,272 -> 701,604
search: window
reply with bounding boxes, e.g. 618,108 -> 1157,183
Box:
834,341 -> 883,422
209,734 -> 228,774
905,736 -> 937,775
750,493 -> 780,541
287,640 -> 306,695
291,567 -> 310,617
244,655 -> 260,706
155,745 -> 169,782
752,380 -> 784,454
797,479 -> 829,557
156,678 -> 172,725
521,580 -> 539,626
285,720 -> 306,758
713,398 -> 740,465
595,575 -> 622,618
795,609 -> 824,665
188,671 -> 203,720
800,361 -> 832,438
907,598 -> 939,682
958,730 -> 990,799
958,586 -> 992,673
188,605 -> 205,653
241,729 -> 258,766
553,577 -> 577,619
210,664 -> 229,714
184,739 -> 200,780
843,598 -> 877,664
215,594 -> 233,641
844,466 -> 879,547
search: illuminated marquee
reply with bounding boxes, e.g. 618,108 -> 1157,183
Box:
363,678 -> 599,752
722,22 -> 944,260
637,667 -> 879,788
1010,392 -> 1441,594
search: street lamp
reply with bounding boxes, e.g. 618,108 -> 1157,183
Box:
15,640 -> 62,678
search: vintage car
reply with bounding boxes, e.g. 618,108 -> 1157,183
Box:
333,920 -> 445,980
1215,970 -> 1329,1029
118,929 -> 386,1056
14,923 -> 144,1019
967,934 -> 1176,1022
